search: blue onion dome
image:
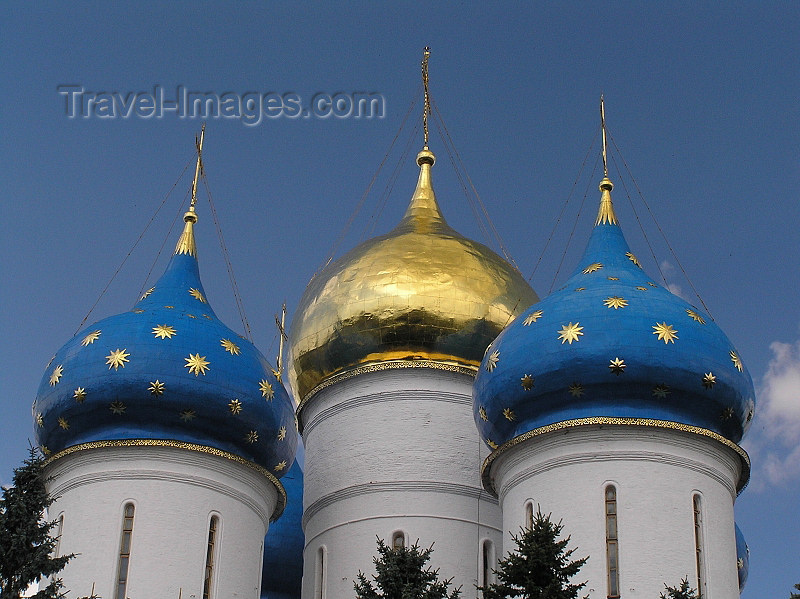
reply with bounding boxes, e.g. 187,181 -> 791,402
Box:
474,174 -> 755,456
261,441 -> 304,599
735,523 -> 750,592
33,205 -> 298,492
289,147 -> 538,407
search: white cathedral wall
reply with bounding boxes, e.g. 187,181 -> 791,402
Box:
490,424 -> 743,599
45,444 -> 278,599
299,367 -> 502,599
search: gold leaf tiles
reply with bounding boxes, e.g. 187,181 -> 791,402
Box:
652,322 -> 678,344
49,365 -> 64,386
149,380 -> 165,396
523,310 -> 543,326
486,350 -> 500,371
609,357 -> 626,375
185,353 -> 210,376
220,339 -> 241,355
81,330 -> 101,346
152,324 -> 177,339
558,322 -> 584,344
604,296 -> 628,310
73,387 -> 87,403
582,263 -> 603,274
188,288 -> 206,303
228,399 -> 242,414
106,349 -> 130,370
520,374 -> 534,390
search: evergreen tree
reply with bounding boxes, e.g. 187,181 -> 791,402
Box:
478,511 -> 588,599
354,537 -> 461,599
659,577 -> 700,599
0,447 -> 73,599
789,582 -> 800,599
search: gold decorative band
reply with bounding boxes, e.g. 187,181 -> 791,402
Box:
44,439 -> 287,521
480,417 -> 750,498
297,359 -> 477,413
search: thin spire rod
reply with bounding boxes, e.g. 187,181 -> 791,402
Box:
273,302 -> 287,381
190,123 -> 206,210
600,95 -> 608,178
421,46 -> 431,148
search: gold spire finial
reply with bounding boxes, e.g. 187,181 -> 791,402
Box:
272,303 -> 287,381
175,124 -> 205,256
422,46 -> 431,148
596,97 -> 618,225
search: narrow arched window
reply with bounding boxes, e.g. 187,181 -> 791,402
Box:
525,502 -> 534,529
392,531 -> 405,550
605,486 -> 620,598
315,545 -> 326,599
53,513 -> 64,558
115,503 -> 135,599
481,539 -> 495,588
202,515 -> 219,599
693,495 -> 705,596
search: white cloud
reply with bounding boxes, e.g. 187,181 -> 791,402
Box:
659,260 -> 691,301
743,337 -> 800,488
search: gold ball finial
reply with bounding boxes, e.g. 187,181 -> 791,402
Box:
417,149 -> 435,166
184,208 -> 198,224
599,177 -> 614,192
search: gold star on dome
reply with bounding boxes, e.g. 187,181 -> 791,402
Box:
523,310 -> 543,326
636,286 -> 648,291
164,305 -> 174,309
109,400 -> 126,415
188,288 -> 206,303
502,408 -> 516,421
202,314 -> 213,320
40,446 -> 50,456
73,387 -> 87,403
259,379 -> 274,399
152,324 -> 177,339
568,383 -> 584,398
626,252 -> 642,268
582,263 -> 603,274
479,406 -> 488,422
558,322 -> 584,344
278,426 -> 287,441
647,282 -> 657,287
220,339 -> 241,355
486,439 -> 499,450
574,287 -> 586,292
652,384 -> 670,399
730,350 -> 743,372
185,353 -> 210,376
604,296 -> 628,310
245,430 -> 259,444
186,314 -> 197,319
686,309 -> 706,324
106,349 -> 130,370
35,413 -> 43,427
81,330 -> 101,346
274,461 -> 287,472
746,407 -> 754,423
720,407 -> 735,421
486,350 -> 500,371
49,365 -> 63,386
521,374 -> 534,390
607,276 -> 619,281
702,373 -> 716,390
132,309 -> 144,314
609,357 -> 626,375
228,398 -> 242,415
652,322 -> 678,344
58,417 -> 69,430
737,558 -> 744,569
179,409 -> 196,422
148,380 -> 165,396
140,287 -> 155,300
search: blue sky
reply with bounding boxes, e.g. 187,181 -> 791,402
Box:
1,2 -> 798,596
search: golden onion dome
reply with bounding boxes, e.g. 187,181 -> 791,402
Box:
289,148 -> 538,404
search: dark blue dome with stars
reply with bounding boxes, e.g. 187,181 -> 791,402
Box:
33,207 -> 297,481
473,177 -> 755,451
